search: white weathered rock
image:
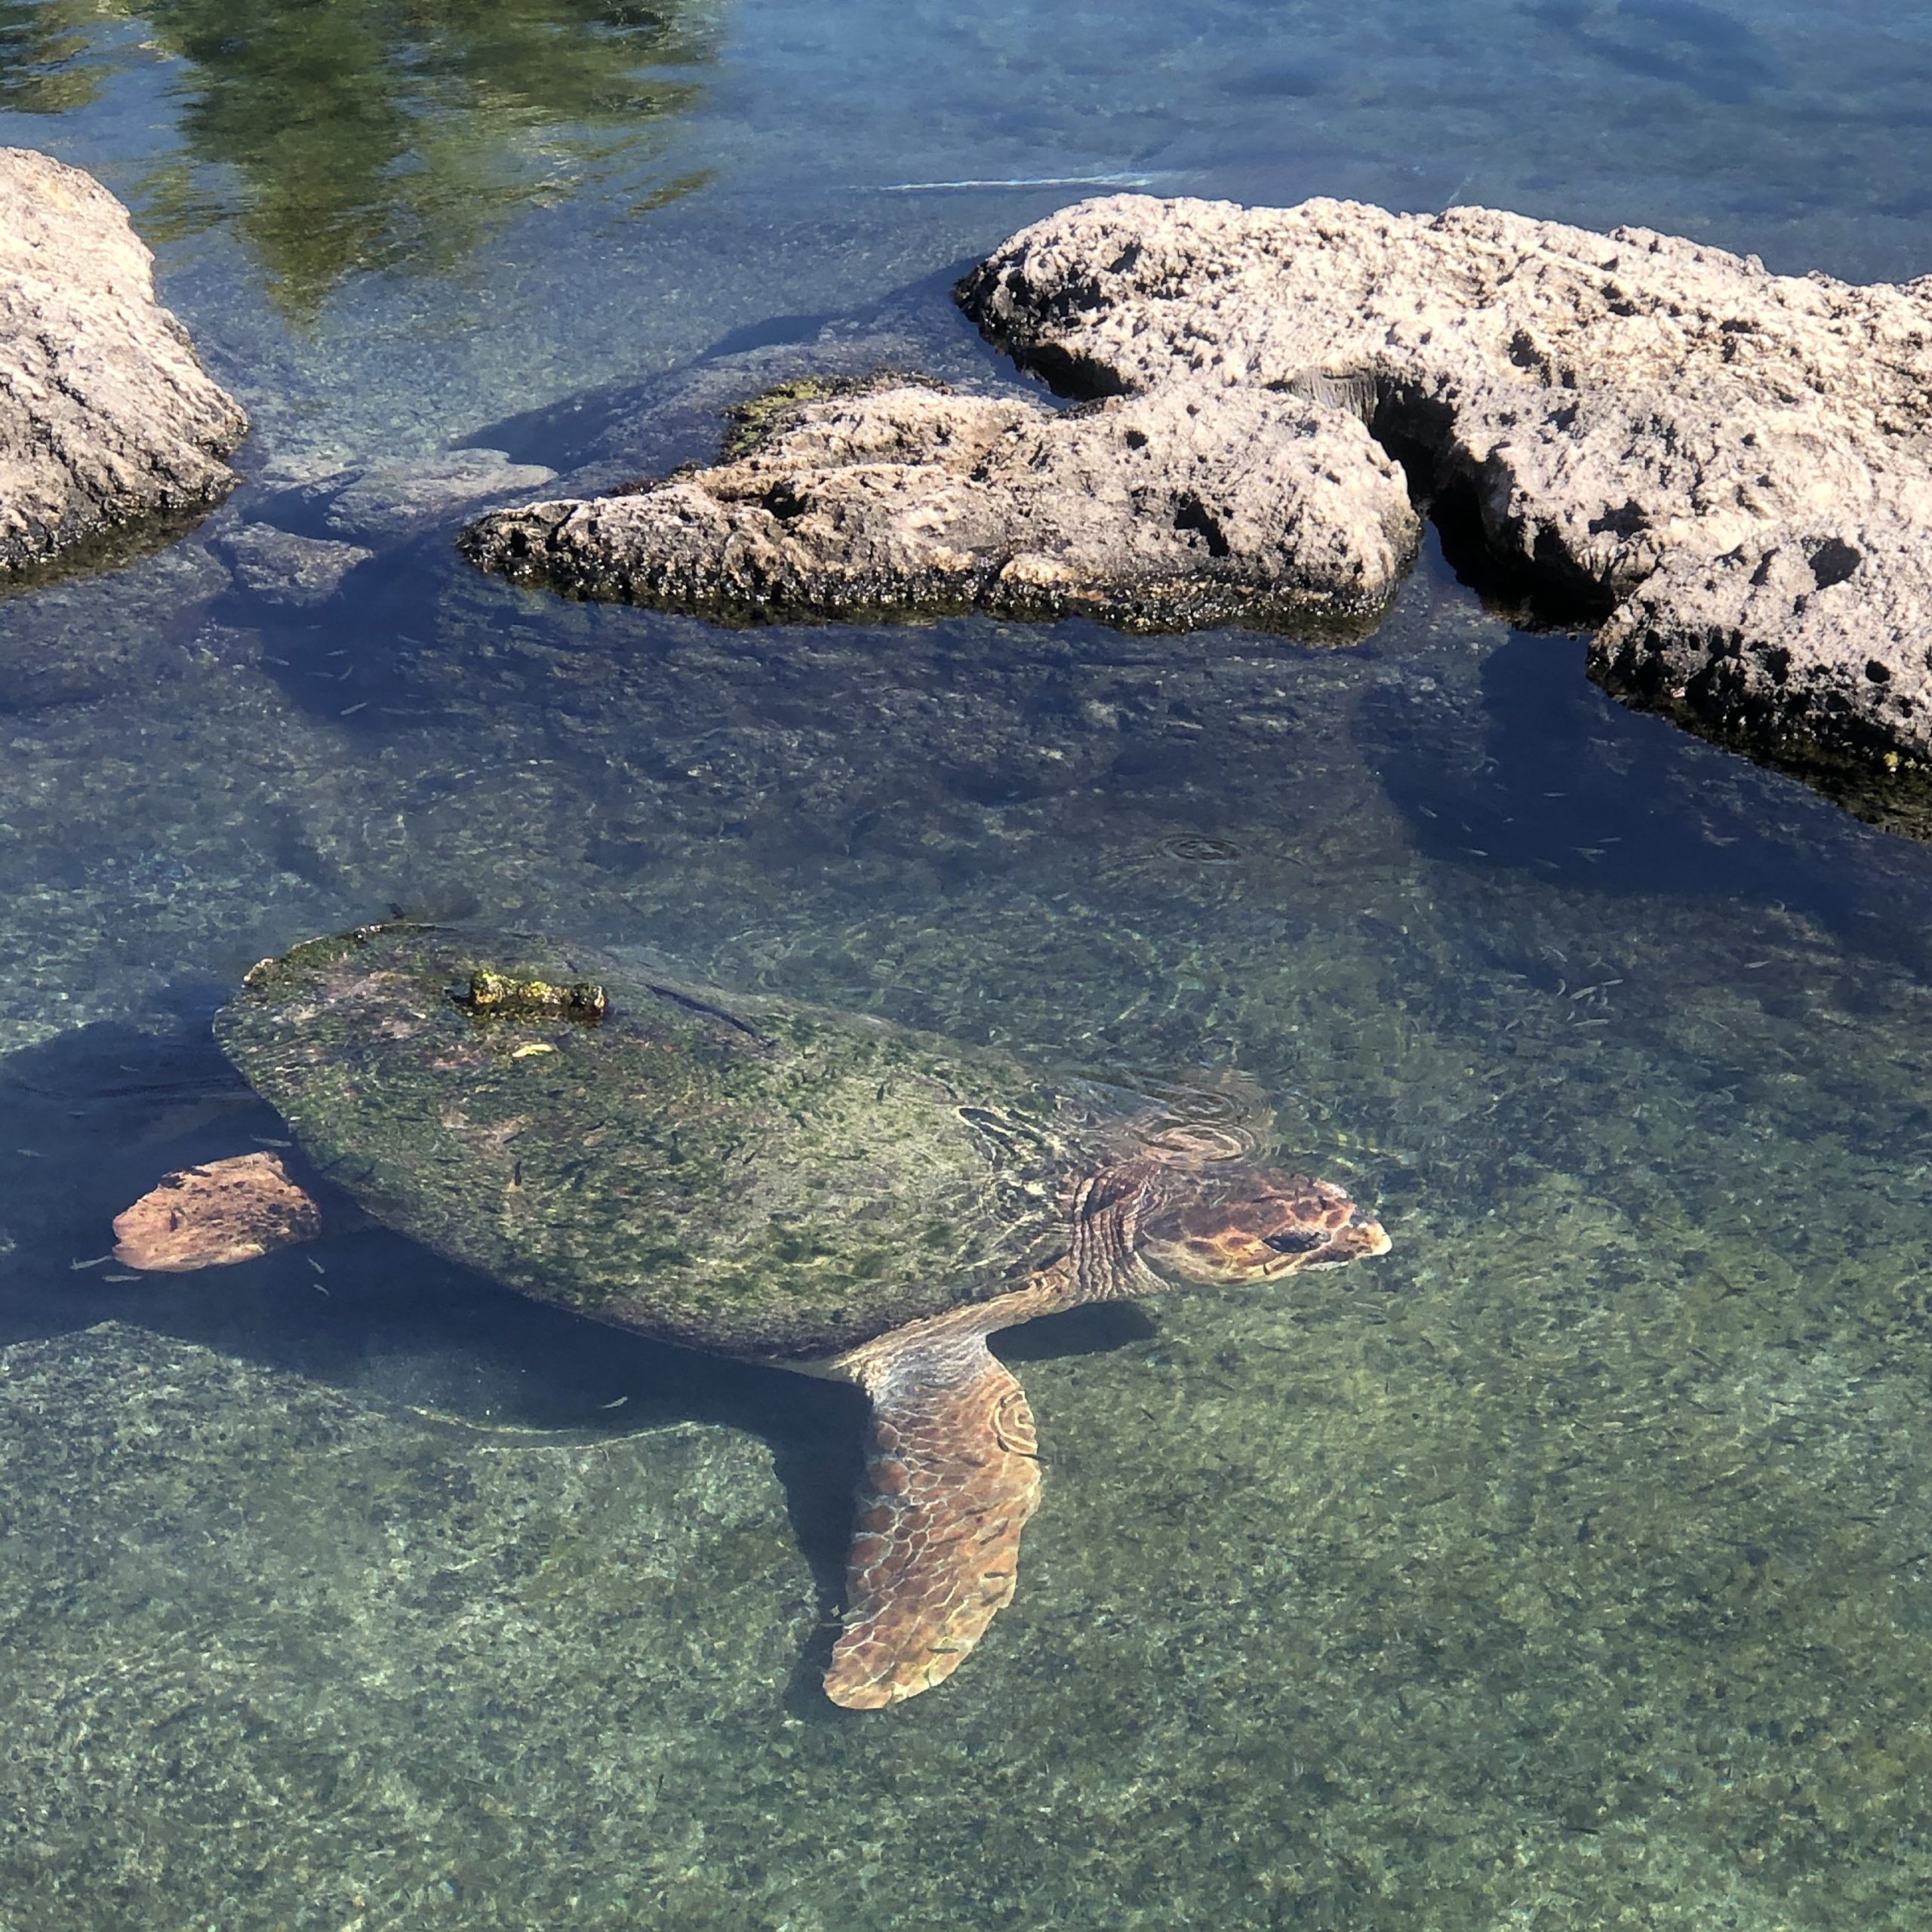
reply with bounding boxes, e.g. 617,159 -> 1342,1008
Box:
463,379 -> 1417,632
961,195 -> 1932,772
0,148 -> 247,577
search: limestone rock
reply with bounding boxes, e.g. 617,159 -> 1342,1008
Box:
461,377 -> 1418,633
959,194 -> 1932,774
464,268 -> 1019,501
0,148 -> 247,578
467,191 -> 1932,789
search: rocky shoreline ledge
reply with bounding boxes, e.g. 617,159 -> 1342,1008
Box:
0,148 -> 246,581
464,192 -> 1932,806
459,371 -> 1420,636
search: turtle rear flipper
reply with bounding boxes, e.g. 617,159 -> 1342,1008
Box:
826,1330 -> 1042,1709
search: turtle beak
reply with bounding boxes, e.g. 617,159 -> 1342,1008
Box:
1350,1209 -> 1392,1259
1304,1208 -> 1391,1267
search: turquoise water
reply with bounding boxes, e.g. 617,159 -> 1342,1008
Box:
6,2 -> 1932,1926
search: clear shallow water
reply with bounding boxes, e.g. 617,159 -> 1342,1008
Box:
5,2 -> 1932,1927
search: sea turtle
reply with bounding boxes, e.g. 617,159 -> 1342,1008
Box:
114,924 -> 1391,1707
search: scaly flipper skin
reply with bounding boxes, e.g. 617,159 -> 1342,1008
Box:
819,1164 -> 1389,1707
825,1326 -> 1043,1709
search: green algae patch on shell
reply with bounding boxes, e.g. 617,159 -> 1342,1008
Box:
217,926 -> 1083,1361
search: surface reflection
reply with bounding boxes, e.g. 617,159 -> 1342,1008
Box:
0,0 -> 714,312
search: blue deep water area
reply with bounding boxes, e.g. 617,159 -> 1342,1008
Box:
5,1 -> 1932,1927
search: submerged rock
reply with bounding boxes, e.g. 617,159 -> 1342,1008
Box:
216,522 -> 374,608
466,191 -> 1932,790
299,448 -> 560,546
0,149 -> 247,580
208,447 -> 558,612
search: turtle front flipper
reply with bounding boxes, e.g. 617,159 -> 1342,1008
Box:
825,1331 -> 1043,1709
112,1152 -> 322,1271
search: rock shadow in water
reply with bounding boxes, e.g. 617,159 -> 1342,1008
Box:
1533,0 -> 1785,105
1355,627 -> 1932,976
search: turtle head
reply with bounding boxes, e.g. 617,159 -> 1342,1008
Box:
1134,1166 -> 1390,1285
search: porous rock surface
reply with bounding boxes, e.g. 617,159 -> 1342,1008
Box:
467,192 -> 1932,776
0,148 -> 247,577
961,196 -> 1932,772
460,376 -> 1418,633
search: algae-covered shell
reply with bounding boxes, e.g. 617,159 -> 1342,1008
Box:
217,925 -> 1101,1360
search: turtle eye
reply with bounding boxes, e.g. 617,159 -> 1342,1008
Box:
1262,1228 -> 1324,1255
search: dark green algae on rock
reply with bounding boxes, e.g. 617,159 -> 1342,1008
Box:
219,924 -> 1098,1361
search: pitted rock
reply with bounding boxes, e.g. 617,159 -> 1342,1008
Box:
960,194 -> 1932,773
461,377 -> 1417,633
461,189 -> 1932,793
